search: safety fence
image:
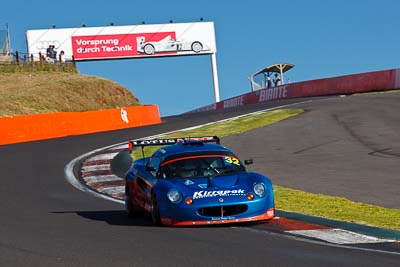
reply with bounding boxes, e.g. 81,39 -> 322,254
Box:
0,105 -> 161,145
0,51 -> 75,64
0,51 -> 77,73
190,68 -> 400,113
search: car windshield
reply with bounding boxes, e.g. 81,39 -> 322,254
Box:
158,154 -> 245,179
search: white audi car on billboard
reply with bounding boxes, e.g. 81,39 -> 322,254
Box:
137,35 -> 209,55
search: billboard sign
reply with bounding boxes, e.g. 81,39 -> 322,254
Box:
26,22 -> 216,61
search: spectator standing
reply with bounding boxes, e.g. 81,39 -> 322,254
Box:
46,45 -> 51,58
273,73 -> 282,86
266,73 -> 272,88
50,45 -> 57,62
59,50 -> 66,63
46,45 -> 56,63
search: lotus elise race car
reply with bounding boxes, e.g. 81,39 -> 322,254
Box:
125,136 -> 274,226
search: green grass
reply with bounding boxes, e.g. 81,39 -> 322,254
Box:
275,185 -> 400,230
132,109 -> 303,159
179,109 -> 303,137
133,108 -> 400,231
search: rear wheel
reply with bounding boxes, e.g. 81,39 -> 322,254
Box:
151,194 -> 161,225
125,185 -> 138,217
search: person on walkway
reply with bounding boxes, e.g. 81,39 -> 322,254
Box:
273,73 -> 281,86
266,73 -> 272,88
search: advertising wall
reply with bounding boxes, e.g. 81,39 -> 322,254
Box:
26,22 -> 216,61
190,68 -> 400,113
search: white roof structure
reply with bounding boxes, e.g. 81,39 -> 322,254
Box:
249,63 -> 295,91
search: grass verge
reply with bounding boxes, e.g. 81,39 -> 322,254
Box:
133,108 -> 400,231
0,62 -> 77,73
275,185 -> 400,230
133,109 -> 303,159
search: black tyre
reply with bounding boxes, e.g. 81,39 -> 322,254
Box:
151,194 -> 161,226
125,185 -> 138,217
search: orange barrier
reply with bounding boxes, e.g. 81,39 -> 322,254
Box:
0,105 -> 161,145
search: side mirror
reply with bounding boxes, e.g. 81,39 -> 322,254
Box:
244,159 -> 253,165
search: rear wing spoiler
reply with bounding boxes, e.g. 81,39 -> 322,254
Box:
128,136 -> 220,152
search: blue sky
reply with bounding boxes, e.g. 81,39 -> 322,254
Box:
3,0 -> 399,116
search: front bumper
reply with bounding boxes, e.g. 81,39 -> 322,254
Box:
160,208 -> 275,226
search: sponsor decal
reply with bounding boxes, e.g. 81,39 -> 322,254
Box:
132,139 -> 177,146
120,108 -> 129,124
35,40 -> 61,50
223,96 -> 244,108
189,103 -> 217,113
211,216 -> 235,221
184,179 -> 194,186
132,136 -> 218,146
71,32 -> 176,60
258,86 -> 288,102
193,189 -> 245,199
198,184 -> 207,189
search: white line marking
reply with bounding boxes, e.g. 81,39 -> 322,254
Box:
286,228 -> 396,245
84,175 -> 122,184
81,164 -> 110,172
235,227 -> 400,256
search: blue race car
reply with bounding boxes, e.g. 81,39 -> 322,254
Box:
125,136 -> 274,226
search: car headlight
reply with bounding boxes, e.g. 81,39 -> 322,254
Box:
167,189 -> 182,203
253,183 -> 265,197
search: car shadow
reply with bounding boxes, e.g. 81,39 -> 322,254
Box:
52,210 -> 153,227
52,210 -> 271,228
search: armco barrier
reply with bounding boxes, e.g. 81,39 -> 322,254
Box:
0,105 -> 161,145
190,68 -> 400,113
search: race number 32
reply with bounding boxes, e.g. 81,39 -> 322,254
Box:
225,157 -> 239,166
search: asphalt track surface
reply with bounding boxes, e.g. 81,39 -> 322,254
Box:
223,92 -> 400,209
1,95 -> 399,266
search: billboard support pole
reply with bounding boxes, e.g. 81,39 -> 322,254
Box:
210,53 -> 220,103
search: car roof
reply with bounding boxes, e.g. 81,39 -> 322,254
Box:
153,141 -> 232,161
